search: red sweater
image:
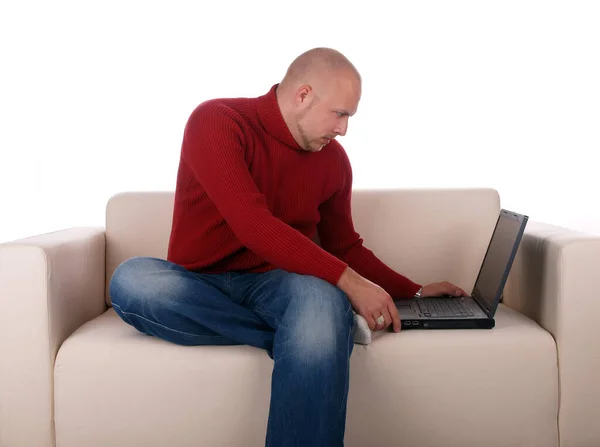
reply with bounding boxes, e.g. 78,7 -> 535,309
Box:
167,84 -> 421,298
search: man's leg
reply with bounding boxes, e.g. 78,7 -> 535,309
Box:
109,256 -> 275,352
239,270 -> 355,447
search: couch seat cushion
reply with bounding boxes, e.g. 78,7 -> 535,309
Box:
54,304 -> 558,447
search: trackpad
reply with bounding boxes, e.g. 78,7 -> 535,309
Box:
396,303 -> 419,319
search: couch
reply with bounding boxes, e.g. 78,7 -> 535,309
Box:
1,188 -> 599,447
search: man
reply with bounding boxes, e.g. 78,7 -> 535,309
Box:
110,47 -> 467,446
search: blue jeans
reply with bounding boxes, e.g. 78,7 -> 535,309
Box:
109,256 -> 355,447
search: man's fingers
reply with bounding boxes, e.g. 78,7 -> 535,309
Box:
380,308 -> 393,331
365,314 -> 377,331
445,282 -> 465,296
387,301 -> 401,332
456,286 -> 468,296
372,309 -> 389,331
445,282 -> 456,294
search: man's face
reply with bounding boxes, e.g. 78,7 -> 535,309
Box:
294,74 -> 361,152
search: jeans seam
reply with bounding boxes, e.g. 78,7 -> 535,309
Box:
252,307 -> 281,327
112,303 -> 224,339
340,318 -> 352,413
245,271 -> 286,328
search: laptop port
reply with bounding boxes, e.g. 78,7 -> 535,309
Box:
403,321 -> 412,326
412,320 -> 420,326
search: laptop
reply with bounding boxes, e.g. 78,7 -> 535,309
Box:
396,208 -> 528,329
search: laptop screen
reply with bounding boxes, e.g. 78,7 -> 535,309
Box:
472,209 -> 528,316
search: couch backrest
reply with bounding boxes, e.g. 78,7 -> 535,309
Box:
105,188 -> 500,306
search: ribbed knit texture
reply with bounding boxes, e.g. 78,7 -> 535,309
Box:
167,84 -> 421,298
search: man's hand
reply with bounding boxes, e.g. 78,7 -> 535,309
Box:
421,281 -> 468,298
337,267 -> 401,332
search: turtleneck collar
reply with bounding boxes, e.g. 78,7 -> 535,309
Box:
256,84 -> 303,151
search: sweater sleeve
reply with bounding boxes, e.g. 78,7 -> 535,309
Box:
181,101 -> 349,286
316,146 -> 422,299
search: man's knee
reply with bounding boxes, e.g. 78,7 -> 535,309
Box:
282,274 -> 354,363
109,256 -> 185,312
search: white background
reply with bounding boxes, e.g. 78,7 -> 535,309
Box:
1,0 -> 599,243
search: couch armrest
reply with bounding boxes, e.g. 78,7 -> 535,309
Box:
0,228 -> 106,447
503,221 -> 600,447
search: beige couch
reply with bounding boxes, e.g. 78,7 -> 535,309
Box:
1,188 -> 599,447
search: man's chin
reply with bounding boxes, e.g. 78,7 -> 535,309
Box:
302,144 -> 323,152
310,140 -> 330,152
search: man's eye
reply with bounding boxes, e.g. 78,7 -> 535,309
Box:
336,112 -> 344,117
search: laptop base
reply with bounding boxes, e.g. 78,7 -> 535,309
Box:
400,318 -> 495,330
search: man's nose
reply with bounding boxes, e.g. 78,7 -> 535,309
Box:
334,120 -> 348,137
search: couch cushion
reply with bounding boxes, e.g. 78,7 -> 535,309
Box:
105,188 -> 501,305
54,304 -> 558,447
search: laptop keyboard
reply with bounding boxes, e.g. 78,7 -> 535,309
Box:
416,298 -> 475,318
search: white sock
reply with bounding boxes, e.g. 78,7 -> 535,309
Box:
352,312 -> 372,345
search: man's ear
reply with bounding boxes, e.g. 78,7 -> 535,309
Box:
295,85 -> 312,105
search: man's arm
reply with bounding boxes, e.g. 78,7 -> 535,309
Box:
317,145 -> 468,332
317,146 -> 422,299
181,101 -> 348,285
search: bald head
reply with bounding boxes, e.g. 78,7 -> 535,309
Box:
279,47 -> 361,91
276,48 -> 362,153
